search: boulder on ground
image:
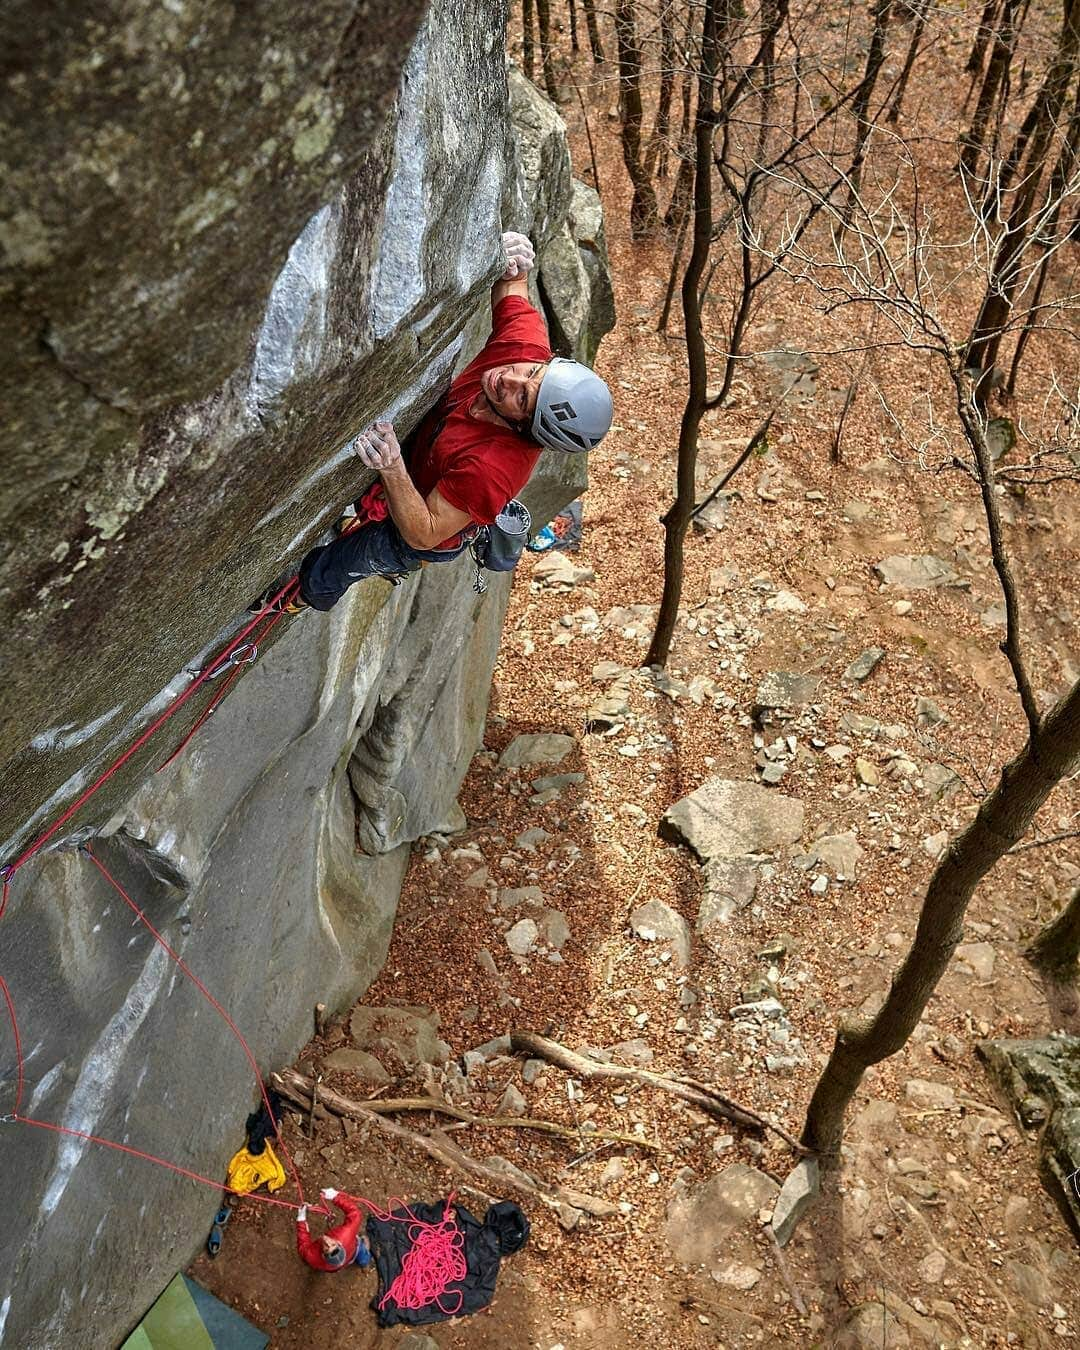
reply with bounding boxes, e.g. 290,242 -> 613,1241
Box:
697,856 -> 762,937
665,1165 -> 779,1266
751,671 -> 820,726
661,778 -> 805,860
349,1006 -> 450,1069
806,831 -> 863,880
320,1048 -> 392,1084
630,898 -> 691,967
977,1035 -> 1080,1236
873,554 -> 963,589
498,733 -> 575,769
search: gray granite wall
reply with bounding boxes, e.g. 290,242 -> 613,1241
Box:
0,5 -> 612,1343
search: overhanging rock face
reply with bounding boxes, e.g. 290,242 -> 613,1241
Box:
0,3 -> 613,1342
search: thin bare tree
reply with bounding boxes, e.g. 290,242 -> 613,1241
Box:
615,0 -> 661,237
646,0 -> 723,666
536,0 -> 561,102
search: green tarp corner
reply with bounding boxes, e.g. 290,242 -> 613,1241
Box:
120,1274 -> 268,1350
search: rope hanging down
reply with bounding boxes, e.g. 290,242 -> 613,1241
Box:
0,557 -> 479,1316
0,575 -> 312,1213
1,574 -> 300,906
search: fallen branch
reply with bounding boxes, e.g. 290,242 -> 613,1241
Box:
767,1227 -> 808,1317
510,1031 -> 812,1156
272,1071 -> 620,1230
690,407 -> 778,521
280,1076 -> 657,1151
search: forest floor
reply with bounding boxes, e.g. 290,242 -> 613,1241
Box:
193,31 -> 1080,1350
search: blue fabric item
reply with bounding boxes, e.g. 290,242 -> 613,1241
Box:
353,1236 -> 372,1268
298,519 -> 474,611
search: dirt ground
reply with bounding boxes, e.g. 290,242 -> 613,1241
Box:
194,12 -> 1080,1348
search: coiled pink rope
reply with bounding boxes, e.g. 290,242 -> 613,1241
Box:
360,1193 -> 467,1316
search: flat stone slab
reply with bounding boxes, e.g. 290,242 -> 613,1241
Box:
806,831 -> 863,881
665,1164 -> 779,1266
349,1005 -> 450,1069
320,1048 -> 391,1084
661,778 -> 805,861
498,733 -> 575,769
843,647 -> 885,682
771,1157 -> 820,1246
506,917 -> 539,956
977,1034 -> 1080,1237
698,856 -> 762,935
751,671 -> 820,725
873,554 -> 963,589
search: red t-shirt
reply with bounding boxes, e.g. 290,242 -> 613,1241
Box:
296,1194 -> 362,1272
409,296 -> 552,545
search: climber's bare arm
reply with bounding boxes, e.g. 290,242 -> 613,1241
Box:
354,423 -> 472,551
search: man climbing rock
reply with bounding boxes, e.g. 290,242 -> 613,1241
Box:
296,1187 -> 371,1271
276,230 -> 612,612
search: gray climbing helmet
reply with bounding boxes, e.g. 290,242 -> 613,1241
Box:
531,358 -> 613,453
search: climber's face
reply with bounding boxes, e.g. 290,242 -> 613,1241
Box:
321,1238 -> 346,1266
481,361 -> 549,423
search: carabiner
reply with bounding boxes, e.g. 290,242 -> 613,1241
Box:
207,643 -> 258,679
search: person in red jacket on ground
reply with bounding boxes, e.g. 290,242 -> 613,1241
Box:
262,230 -> 612,614
296,1187 -> 369,1271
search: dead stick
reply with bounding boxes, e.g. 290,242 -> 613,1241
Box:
307,1091 -> 657,1151
690,408 -> 778,521
272,1072 -> 616,1227
509,1030 -> 812,1156
307,1073 -> 322,1139
767,1227 -> 808,1317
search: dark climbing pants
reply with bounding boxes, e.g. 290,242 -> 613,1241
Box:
298,518 -> 476,611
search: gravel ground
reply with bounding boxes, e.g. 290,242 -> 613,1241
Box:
198,12 -> 1080,1346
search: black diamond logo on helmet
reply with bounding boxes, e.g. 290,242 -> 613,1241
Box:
550,400 -> 576,421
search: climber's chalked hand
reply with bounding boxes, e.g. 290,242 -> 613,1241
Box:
354,421 -> 402,472
500,231 -> 535,281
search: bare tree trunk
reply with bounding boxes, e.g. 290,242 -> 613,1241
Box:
804,676 -> 1080,1158
1005,75 -> 1080,394
1027,887 -> 1080,979
582,0 -> 605,62
965,0 -> 1080,406
523,0 -> 536,79
665,66 -> 695,227
536,0 -> 560,103
967,0 -> 1002,76
645,0 -> 677,179
983,0 -> 1074,215
646,0 -> 721,668
846,0 -> 894,214
959,0 -> 1021,183
615,0 -> 660,238
568,0 -> 580,53
658,189 -> 692,333
755,0 -> 780,162
887,0 -> 931,124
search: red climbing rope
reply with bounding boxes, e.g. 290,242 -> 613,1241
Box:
0,974 -> 24,1118
12,1118 -> 314,1214
0,552 -> 480,1309
3,576 -> 300,884
82,843 -> 305,1202
374,1194 -> 467,1316
0,967 -> 317,1215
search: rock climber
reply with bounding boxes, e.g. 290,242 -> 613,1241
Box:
267,230 -> 612,613
296,1187 -> 371,1271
